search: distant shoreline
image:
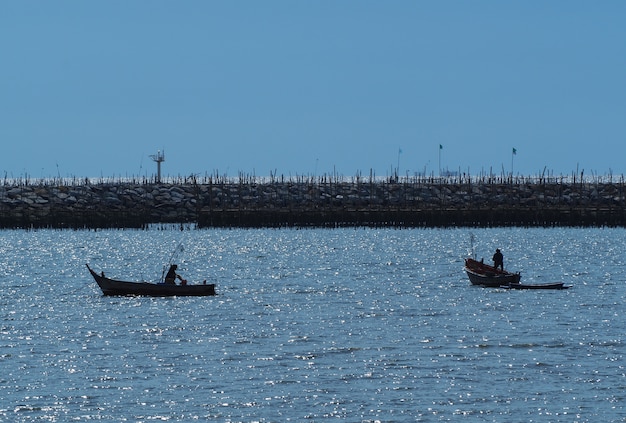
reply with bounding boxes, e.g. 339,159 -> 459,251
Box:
1,176 -> 625,229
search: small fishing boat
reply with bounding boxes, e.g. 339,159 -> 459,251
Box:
464,257 -> 521,287
464,258 -> 569,290
499,281 -> 569,290
86,264 -> 216,296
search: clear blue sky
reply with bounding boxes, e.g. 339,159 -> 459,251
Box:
1,1 -> 625,180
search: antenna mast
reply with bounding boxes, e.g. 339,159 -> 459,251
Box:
149,150 -> 165,183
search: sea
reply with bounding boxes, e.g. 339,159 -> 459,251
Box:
1,226 -> 625,422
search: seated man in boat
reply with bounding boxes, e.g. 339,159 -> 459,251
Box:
165,264 -> 185,284
492,249 -> 504,271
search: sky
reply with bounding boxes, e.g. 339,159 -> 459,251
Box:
1,1 -> 625,180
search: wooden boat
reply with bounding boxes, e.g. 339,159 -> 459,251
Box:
499,281 -> 569,290
86,264 -> 216,296
464,257 -> 521,287
464,258 -> 569,290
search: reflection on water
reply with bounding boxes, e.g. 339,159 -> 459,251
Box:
1,227 -> 625,421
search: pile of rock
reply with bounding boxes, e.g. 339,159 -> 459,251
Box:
0,179 -> 624,228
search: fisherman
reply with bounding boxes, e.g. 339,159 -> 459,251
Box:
492,249 -> 504,271
165,264 -> 184,284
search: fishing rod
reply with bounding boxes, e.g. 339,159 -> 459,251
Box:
469,233 -> 476,260
160,242 -> 185,283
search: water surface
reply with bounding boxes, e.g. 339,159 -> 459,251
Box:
1,227 -> 625,421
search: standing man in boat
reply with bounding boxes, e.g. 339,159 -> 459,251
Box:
165,264 -> 183,284
492,249 -> 504,271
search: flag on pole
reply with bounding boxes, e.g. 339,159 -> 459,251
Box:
512,147 -> 517,155
439,144 -> 443,150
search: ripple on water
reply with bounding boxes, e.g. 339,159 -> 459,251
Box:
1,227 -> 626,421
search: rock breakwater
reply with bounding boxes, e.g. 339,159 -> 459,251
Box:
1,178 -> 625,228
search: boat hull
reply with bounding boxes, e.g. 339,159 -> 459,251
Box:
87,264 -> 216,296
500,282 -> 569,290
464,258 -> 521,287
465,269 -> 521,287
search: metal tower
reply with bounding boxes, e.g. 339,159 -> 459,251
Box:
150,150 -> 165,182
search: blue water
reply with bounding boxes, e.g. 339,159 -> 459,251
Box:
1,227 -> 625,422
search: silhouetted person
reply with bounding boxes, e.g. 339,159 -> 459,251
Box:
492,249 -> 503,271
165,264 -> 183,284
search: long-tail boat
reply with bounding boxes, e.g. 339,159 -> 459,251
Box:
86,264 -> 216,296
